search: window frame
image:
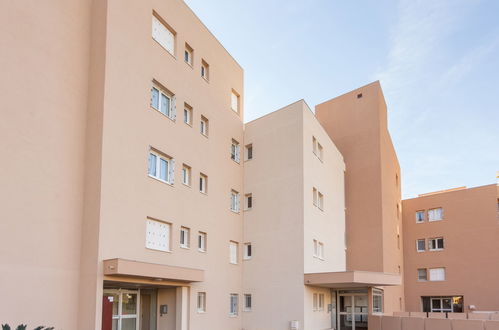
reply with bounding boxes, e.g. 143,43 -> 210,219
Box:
184,43 -> 194,67
417,268 -> 428,281
243,294 -> 252,312
183,103 -> 193,126
200,115 -> 209,137
243,243 -> 252,260
231,90 -> 240,113
229,294 -> 238,316
180,226 -> 190,249
199,173 -> 208,194
148,149 -> 174,185
428,237 -> 444,251
245,144 -> 253,161
198,231 -> 207,252
415,210 -> 425,223
372,289 -> 384,314
197,292 -> 206,313
416,239 -> 426,252
428,208 -> 443,222
201,60 -> 209,81
231,139 -> 241,163
150,83 -> 176,120
230,190 -> 240,213
429,267 -> 446,281
181,164 -> 191,186
245,193 -> 253,210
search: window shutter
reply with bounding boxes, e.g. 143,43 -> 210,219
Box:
169,159 -> 175,184
171,95 -> 177,120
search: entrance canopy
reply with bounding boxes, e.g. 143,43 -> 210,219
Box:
304,270 -> 401,288
103,258 -> 204,283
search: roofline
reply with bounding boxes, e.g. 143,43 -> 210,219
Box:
403,183 -> 497,201
316,80 -> 381,107
245,99 -> 310,125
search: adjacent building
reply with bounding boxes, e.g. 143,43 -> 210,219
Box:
402,184 -> 499,314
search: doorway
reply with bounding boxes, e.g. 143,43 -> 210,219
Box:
102,289 -> 139,330
337,292 -> 368,330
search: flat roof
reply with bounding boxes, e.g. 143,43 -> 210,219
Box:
304,270 -> 401,288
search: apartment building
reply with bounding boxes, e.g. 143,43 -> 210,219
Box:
402,184 -> 499,314
1,1 -> 406,330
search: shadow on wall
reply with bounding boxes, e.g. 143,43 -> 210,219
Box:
369,313 -> 499,330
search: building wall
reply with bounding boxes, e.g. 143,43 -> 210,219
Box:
0,0 -> 92,328
315,81 -> 405,314
402,184 -> 499,312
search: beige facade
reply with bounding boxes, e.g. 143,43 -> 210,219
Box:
402,184 -> 499,314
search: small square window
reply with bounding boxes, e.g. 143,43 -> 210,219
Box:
184,103 -> 193,126
429,268 -> 445,281
200,115 -> 209,136
416,239 -> 425,252
184,43 -> 193,66
417,268 -> 427,281
201,60 -> 209,81
415,210 -> 425,223
180,227 -> 190,248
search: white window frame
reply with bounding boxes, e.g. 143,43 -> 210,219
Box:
150,84 -> 176,120
231,139 -> 241,163
312,136 -> 317,155
317,142 -> 323,160
415,210 -> 425,223
372,289 -> 384,314
229,241 -> 238,264
416,239 -> 426,252
181,164 -> 191,186
145,218 -> 171,252
313,293 -> 318,311
313,240 -> 324,260
417,268 -> 428,281
428,208 -> 443,222
429,267 -> 445,281
200,116 -> 209,136
231,90 -> 240,113
183,104 -> 192,126
229,294 -> 238,316
231,190 -> 240,213
201,60 -> 209,81
199,173 -> 208,194
317,191 -> 324,211
313,188 -> 318,206
243,294 -> 252,312
197,292 -> 206,313
428,237 -> 444,251
180,227 -> 190,249
198,232 -> 207,252
243,243 -> 252,260
152,14 -> 175,55
184,43 -> 193,66
148,149 -> 174,184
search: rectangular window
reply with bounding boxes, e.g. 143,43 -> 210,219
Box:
198,232 -> 207,252
312,136 -> 317,155
200,115 -> 209,136
428,208 -> 443,221
373,289 -> 384,314
197,292 -> 206,313
231,190 -> 240,212
183,103 -> 192,126
417,268 -> 428,281
152,14 -> 175,55
145,218 -> 171,252
313,188 -> 318,206
229,294 -> 238,316
184,43 -> 193,66
318,293 -> 325,311
429,268 -> 445,281
148,149 -> 174,184
428,237 -> 444,251
416,239 -> 426,252
245,193 -> 253,210
313,240 -> 324,259
243,243 -> 252,260
231,139 -> 241,163
317,142 -> 323,160
416,210 -> 425,223
201,60 -> 209,80
243,294 -> 252,312
231,90 -> 240,113
181,164 -> 191,186
313,293 -> 324,311
199,173 -> 208,194
245,144 -> 253,160
150,84 -> 176,119
180,227 -> 190,248
229,241 -> 238,264
317,192 -> 324,210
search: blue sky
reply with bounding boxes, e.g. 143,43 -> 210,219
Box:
184,0 -> 499,198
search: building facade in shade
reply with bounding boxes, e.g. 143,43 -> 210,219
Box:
0,0 -> 407,330
402,184 -> 499,314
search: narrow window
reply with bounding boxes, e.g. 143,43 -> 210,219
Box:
181,164 -> 191,186
197,292 -> 206,313
200,115 -> 209,136
229,294 -> 238,316
184,43 -> 193,66
317,192 -> 324,210
313,240 -> 324,259
312,136 -> 317,155
231,139 -> 241,163
318,294 -> 325,311
428,208 -> 443,221
199,173 -> 208,194
417,268 -> 428,281
230,190 -> 240,212
148,149 -> 174,184
416,239 -> 426,252
415,210 -> 425,223
201,60 -> 209,80
180,227 -> 190,248
428,237 -> 444,251
183,103 -> 193,126
231,90 -> 240,113
198,232 -> 207,252
372,289 -> 384,314
145,218 -> 171,252
152,14 -> 175,55
317,142 -> 323,160
429,268 -> 445,281
313,188 -> 318,206
229,241 -> 238,264
245,193 -> 253,210
243,294 -> 252,312
150,83 -> 176,120
313,293 -> 318,311
245,144 -> 253,160
243,243 -> 252,260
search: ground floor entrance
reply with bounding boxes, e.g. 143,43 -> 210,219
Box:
329,288 -> 383,330
421,296 -> 464,313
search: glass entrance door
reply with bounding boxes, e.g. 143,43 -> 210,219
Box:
338,293 -> 368,330
103,289 -> 139,330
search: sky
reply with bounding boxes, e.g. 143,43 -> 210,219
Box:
184,0 -> 499,198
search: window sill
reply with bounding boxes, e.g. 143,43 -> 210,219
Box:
182,182 -> 191,188
428,219 -> 444,222
185,61 -> 193,69
417,250 -> 425,253
148,175 -> 174,187
231,158 -> 241,164
197,310 -> 206,314
180,246 -> 190,250
429,249 -> 444,252
243,257 -> 252,261
200,133 -> 209,139
200,191 -> 208,195
198,249 -> 206,253
202,76 -> 210,83
150,106 -> 176,123
313,256 -> 325,261
230,209 -> 241,214
229,314 -> 238,318
244,208 -> 252,212
146,247 -> 172,254
229,262 -> 238,265
243,309 -> 252,313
